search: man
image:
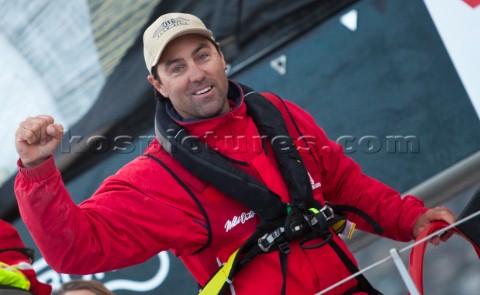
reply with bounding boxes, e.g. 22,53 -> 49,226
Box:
14,13 -> 456,295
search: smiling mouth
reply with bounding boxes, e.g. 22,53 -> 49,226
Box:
193,86 -> 212,95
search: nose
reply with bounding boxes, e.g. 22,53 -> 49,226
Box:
188,62 -> 206,82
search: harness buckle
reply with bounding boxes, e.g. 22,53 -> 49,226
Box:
320,205 -> 334,221
308,204 -> 334,227
258,227 -> 286,252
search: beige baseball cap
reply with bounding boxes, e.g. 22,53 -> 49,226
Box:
143,13 -> 214,74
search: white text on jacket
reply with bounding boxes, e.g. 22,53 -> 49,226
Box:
225,210 -> 256,232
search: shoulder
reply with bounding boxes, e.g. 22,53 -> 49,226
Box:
259,92 -> 329,140
259,92 -> 312,120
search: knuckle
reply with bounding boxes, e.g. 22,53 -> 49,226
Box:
38,115 -> 54,124
30,122 -> 41,132
36,117 -> 48,126
24,128 -> 35,138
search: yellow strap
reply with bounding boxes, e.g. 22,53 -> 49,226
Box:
0,262 -> 31,290
331,219 -> 346,233
198,249 -> 239,295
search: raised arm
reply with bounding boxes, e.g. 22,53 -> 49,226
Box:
14,116 -> 208,274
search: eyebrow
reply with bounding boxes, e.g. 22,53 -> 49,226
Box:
163,42 -> 210,70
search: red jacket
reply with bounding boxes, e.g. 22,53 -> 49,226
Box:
15,81 -> 427,294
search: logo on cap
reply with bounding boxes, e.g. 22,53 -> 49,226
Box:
153,17 -> 189,39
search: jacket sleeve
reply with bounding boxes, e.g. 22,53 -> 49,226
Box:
281,99 -> 427,241
14,154 -> 209,274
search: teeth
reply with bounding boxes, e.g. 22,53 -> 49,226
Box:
195,86 -> 211,95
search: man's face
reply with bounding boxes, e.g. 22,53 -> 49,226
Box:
148,34 -> 230,119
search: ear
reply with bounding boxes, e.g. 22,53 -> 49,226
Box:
217,45 -> 227,69
147,75 -> 169,98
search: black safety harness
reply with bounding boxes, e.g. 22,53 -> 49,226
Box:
151,84 -> 383,295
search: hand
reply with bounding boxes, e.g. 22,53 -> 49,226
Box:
15,115 -> 64,168
413,206 -> 457,245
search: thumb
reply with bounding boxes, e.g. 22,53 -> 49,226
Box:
42,123 -> 64,151
46,123 -> 64,141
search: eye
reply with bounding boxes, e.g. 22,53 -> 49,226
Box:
171,65 -> 184,74
197,52 -> 209,61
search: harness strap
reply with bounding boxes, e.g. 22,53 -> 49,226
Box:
279,250 -> 288,295
198,250 -> 239,295
331,205 -> 384,235
326,240 -> 383,295
198,204 -> 382,295
198,239 -> 382,295
243,87 -> 314,211
154,91 -> 287,223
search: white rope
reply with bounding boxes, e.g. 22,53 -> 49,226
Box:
314,209 -> 480,295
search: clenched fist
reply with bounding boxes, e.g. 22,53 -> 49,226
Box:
15,115 -> 64,168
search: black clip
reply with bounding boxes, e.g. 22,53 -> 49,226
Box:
258,227 -> 287,252
276,236 -> 291,254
